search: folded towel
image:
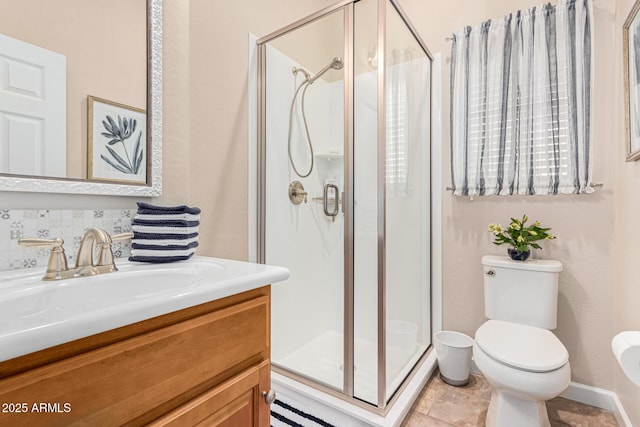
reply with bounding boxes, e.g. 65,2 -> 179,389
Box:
129,253 -> 195,263
131,241 -> 199,250
133,218 -> 200,228
132,224 -> 200,235
133,232 -> 199,241
137,202 -> 201,215
132,235 -> 198,246
130,247 -> 197,258
135,213 -> 201,222
130,202 -> 201,264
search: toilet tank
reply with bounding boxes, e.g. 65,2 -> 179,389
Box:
482,255 -> 563,330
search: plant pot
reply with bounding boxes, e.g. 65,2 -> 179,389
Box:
507,248 -> 530,261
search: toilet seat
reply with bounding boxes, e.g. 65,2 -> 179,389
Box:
475,320 -> 568,373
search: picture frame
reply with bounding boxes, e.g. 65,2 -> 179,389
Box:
87,95 -> 148,183
624,1 -> 640,161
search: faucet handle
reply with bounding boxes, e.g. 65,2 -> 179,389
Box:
18,237 -> 69,281
111,232 -> 134,242
97,233 -> 132,268
18,237 -> 65,248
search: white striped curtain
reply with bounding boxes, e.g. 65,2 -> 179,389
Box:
450,0 -> 593,196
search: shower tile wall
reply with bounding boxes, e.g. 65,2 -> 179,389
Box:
0,209 -> 135,271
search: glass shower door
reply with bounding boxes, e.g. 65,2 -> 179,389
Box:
259,0 -> 433,409
384,1 -> 431,402
263,8 -> 346,392
353,0 -> 380,405
352,0 -> 432,406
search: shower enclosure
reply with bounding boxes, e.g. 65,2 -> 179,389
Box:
257,0 -> 432,411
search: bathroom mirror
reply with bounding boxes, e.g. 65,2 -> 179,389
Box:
0,0 -> 162,196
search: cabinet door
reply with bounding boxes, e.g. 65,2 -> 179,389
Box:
0,294 -> 269,427
149,360 -> 271,427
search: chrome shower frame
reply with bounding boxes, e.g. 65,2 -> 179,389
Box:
256,0 -> 434,414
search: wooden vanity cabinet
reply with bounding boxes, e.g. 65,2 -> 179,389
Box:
0,286 -> 272,427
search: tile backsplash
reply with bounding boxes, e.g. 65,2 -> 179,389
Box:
0,209 -> 135,271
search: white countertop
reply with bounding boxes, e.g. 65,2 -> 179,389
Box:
0,256 -> 289,362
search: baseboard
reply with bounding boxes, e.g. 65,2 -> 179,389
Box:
471,363 -> 631,426
560,382 -> 632,427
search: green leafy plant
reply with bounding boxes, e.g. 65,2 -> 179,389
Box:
488,215 -> 555,252
100,115 -> 143,174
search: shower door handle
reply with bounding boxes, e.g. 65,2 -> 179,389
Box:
323,183 -> 339,221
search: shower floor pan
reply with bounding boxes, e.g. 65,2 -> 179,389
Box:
276,329 -> 427,404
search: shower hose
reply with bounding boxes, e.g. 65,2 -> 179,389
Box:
287,77 -> 314,178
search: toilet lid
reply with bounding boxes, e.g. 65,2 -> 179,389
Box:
475,320 -> 568,373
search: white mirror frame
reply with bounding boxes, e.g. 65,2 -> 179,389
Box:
0,0 -> 162,197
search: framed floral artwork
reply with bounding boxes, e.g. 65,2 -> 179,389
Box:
624,1 -> 640,161
87,96 -> 148,183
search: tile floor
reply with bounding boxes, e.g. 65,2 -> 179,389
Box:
401,371 -> 619,427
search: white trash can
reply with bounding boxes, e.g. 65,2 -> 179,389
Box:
434,331 -> 474,386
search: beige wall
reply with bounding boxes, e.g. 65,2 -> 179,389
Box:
615,0 -> 640,424
398,0 -> 619,392
159,0 -> 337,260
165,0 -> 632,401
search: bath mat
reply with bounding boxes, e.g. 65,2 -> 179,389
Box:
270,397 -> 336,427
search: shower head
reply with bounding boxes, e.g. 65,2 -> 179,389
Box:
308,57 -> 344,84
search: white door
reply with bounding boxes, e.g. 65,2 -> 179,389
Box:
0,33 -> 66,177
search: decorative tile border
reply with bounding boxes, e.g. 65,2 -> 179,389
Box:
0,209 -> 135,272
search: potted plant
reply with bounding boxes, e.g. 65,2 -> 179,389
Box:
488,215 -> 555,261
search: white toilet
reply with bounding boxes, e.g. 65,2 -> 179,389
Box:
473,255 -> 571,427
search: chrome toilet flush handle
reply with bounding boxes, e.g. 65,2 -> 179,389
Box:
485,270 -> 495,276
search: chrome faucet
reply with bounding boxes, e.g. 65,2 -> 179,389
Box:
76,228 -> 117,276
18,228 -> 133,281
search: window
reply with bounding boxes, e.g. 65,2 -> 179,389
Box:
450,0 -> 593,196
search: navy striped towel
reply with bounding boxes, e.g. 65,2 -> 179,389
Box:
129,253 -> 195,263
132,224 -> 200,235
132,218 -> 200,227
136,213 -> 200,221
132,232 -> 199,242
137,202 -> 201,215
128,243 -> 197,263
131,241 -> 199,250
129,202 -> 201,264
132,233 -> 199,246
130,247 -> 197,258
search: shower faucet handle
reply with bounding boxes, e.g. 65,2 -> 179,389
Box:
289,181 -> 308,205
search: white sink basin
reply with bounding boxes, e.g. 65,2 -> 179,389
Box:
0,256 -> 289,362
